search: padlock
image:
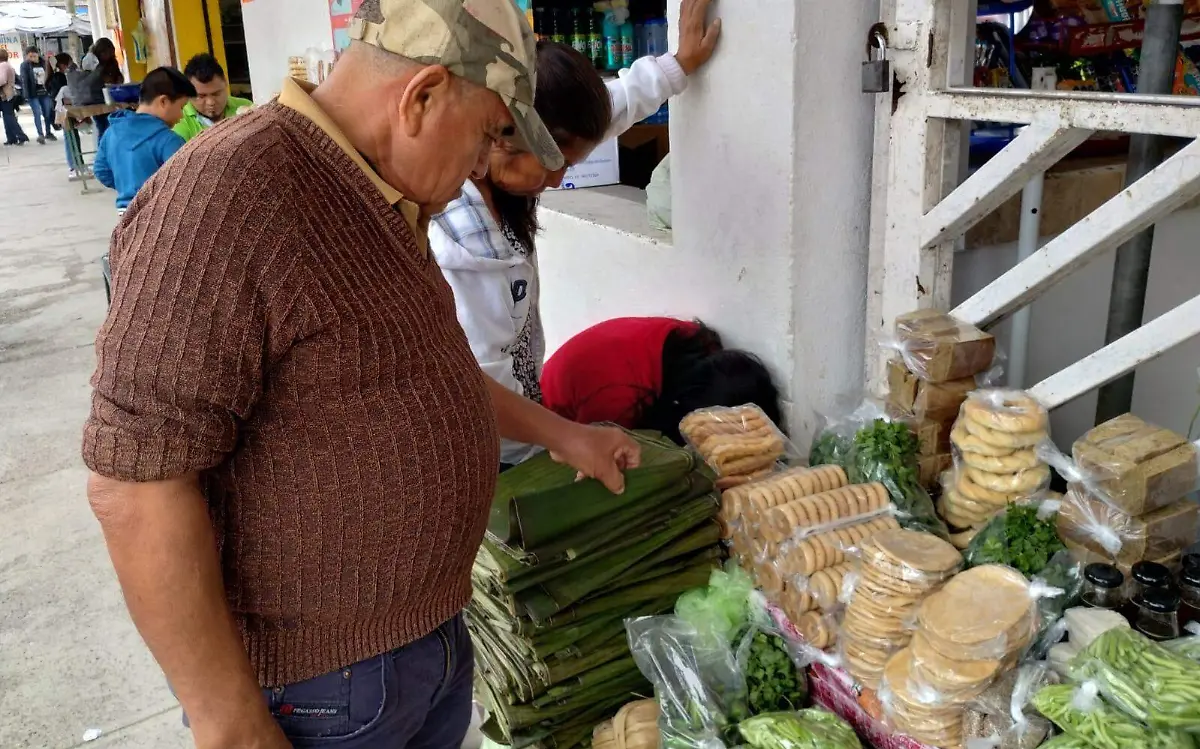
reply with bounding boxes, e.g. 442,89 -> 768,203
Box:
862,27 -> 891,94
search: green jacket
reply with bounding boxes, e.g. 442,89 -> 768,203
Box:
172,96 -> 253,141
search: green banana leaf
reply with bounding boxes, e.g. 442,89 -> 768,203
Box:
488,431 -> 695,549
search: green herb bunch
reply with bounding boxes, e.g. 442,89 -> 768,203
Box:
745,632 -> 807,715
965,504 -> 1065,578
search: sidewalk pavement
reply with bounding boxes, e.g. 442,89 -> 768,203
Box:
0,111 -> 190,748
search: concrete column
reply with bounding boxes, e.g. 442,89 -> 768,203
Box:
242,0 -> 331,99
665,0 -> 877,442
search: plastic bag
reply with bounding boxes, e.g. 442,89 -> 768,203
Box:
758,482 -> 894,545
915,564 -> 1062,664
1068,626 -> 1200,731
877,648 -> 967,748
1162,621 -> 1200,661
737,709 -> 861,749
737,622 -> 811,715
626,615 -> 746,749
885,309 -> 997,383
963,501 -> 1066,579
886,358 -> 977,423
1032,682 -> 1194,749
961,663 -> 1057,749
1072,414 -> 1199,516
725,465 -> 851,527
839,529 -> 963,689
944,390 -> 1051,533
675,563 -> 756,648
680,405 -> 800,478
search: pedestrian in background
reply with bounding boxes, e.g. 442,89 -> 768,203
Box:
20,47 -> 56,144
0,49 -> 29,146
83,38 -> 123,139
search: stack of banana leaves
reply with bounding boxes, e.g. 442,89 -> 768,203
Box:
471,431 -> 726,749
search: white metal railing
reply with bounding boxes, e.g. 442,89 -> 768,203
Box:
866,0 -> 1200,410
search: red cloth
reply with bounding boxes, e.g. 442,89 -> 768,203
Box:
541,317 -> 700,427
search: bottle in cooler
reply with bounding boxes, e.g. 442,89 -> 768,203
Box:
588,9 -> 605,68
603,10 -> 621,70
550,7 -> 567,44
619,20 -> 635,68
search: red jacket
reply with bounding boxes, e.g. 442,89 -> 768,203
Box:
540,317 -> 699,427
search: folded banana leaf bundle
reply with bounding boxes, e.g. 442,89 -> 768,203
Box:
472,432 -> 726,749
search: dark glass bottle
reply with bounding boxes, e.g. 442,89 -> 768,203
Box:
1082,563 -> 1125,610
1179,565 -> 1200,630
1134,587 -> 1182,641
549,7 -> 567,45
587,9 -> 605,69
533,4 -> 547,39
570,6 -> 590,55
1121,560 -> 1173,622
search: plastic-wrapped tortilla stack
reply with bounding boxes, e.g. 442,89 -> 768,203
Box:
839,528 -> 963,689
880,565 -> 1041,749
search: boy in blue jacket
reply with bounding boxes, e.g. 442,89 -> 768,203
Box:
94,67 -> 196,213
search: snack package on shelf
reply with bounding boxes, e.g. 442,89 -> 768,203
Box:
943,390 -> 1051,536
1071,414 -> 1199,517
839,529 -> 964,690
960,662 -> 1058,749
889,310 -> 997,384
681,405 -> 800,479
1067,626 -> 1200,731
737,708 -> 862,749
1031,682 -> 1194,749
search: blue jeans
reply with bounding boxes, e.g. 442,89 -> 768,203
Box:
262,615 -> 474,748
29,95 -> 54,138
64,128 -> 79,170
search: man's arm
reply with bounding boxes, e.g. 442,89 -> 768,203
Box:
92,137 -> 114,188
87,474 -> 289,749
485,376 -> 640,493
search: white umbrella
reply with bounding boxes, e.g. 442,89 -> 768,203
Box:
0,2 -> 90,35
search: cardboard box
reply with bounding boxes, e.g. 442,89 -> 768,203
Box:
550,137 -> 619,190
913,417 -> 954,457
887,360 -> 975,421
1072,414 -> 1198,515
1057,488 -> 1199,565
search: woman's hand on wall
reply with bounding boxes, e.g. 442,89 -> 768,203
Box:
675,0 -> 722,76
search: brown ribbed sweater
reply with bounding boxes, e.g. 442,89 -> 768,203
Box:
82,102 -> 500,686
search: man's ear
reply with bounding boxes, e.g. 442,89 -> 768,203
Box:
397,64 -> 454,139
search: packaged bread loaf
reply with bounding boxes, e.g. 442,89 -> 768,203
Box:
1072,414 -> 1198,516
887,359 -> 976,422
679,404 -> 796,478
1057,485 -> 1200,565
893,310 -> 997,383
1061,535 -> 1182,578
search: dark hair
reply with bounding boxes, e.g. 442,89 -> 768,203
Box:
490,41 -> 613,251
184,53 -> 226,84
56,53 -> 74,68
140,67 -> 198,104
25,46 -> 39,56
92,38 -> 116,61
638,323 -> 783,445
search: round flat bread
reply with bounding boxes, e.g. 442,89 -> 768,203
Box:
909,630 -> 1000,687
867,528 -> 963,574
918,566 -> 1035,657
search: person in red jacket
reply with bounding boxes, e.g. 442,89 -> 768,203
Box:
541,317 -> 782,444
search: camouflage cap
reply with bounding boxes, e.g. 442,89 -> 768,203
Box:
350,0 -> 564,171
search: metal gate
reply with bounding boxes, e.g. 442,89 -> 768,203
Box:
866,0 -> 1200,411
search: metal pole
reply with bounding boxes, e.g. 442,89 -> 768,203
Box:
1009,173 -> 1044,389
1095,0 -> 1183,423
65,0 -> 82,61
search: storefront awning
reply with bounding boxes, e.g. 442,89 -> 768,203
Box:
0,3 -> 91,35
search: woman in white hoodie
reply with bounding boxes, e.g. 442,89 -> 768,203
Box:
433,0 -> 721,469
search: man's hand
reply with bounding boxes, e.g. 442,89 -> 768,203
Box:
549,423 -> 642,494
675,0 -> 722,75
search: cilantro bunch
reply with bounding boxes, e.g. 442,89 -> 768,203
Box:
965,504 -> 1065,578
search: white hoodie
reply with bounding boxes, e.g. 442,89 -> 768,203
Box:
432,54 -> 687,465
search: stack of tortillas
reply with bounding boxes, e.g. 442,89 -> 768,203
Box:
840,529 -> 962,689
943,390 -> 1051,542
880,565 -> 1039,749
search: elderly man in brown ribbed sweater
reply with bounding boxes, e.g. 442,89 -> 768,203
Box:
81,2 -> 640,748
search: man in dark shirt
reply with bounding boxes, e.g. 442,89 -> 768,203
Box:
19,47 -> 56,144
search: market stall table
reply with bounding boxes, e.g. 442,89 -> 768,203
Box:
60,103 -> 135,193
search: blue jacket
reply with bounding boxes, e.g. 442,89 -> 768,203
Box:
93,110 -> 186,209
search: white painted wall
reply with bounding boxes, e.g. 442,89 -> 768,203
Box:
953,207 -> 1200,446
539,0 -> 878,446
241,0 -> 330,101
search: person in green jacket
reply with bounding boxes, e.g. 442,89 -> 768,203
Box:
173,53 -> 252,141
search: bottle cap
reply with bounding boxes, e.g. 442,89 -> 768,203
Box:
1131,561 -> 1172,588
1084,563 -> 1124,590
1140,586 -> 1181,614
